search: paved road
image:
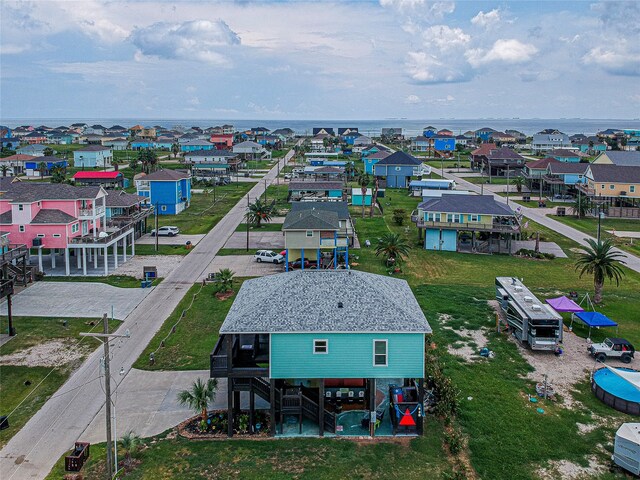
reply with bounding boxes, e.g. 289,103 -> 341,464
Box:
440,170 -> 640,274
0,146 -> 296,479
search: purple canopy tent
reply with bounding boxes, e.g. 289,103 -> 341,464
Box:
546,296 -> 584,313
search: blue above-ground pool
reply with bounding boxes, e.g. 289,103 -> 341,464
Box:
592,368 -> 640,416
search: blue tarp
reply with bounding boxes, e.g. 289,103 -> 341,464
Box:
574,311 -> 618,328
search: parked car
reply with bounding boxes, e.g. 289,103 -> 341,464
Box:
254,250 -> 284,264
589,337 -> 635,363
151,226 -> 180,237
288,258 -> 318,270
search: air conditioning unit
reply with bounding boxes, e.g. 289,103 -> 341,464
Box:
531,305 -> 542,311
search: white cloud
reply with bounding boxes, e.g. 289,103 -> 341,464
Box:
0,43 -> 31,55
405,94 -> 421,104
130,20 -> 240,65
406,51 -> 469,83
380,0 -> 455,19
582,45 -> 640,76
422,25 -> 470,50
466,39 -> 538,67
471,9 -> 501,29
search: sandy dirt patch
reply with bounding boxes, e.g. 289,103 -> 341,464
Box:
0,340 -> 85,367
538,456 -> 606,480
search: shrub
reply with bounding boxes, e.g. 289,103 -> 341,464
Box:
392,208 -> 406,226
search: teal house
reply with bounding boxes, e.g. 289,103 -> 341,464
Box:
210,270 -> 431,438
549,149 -> 582,163
351,187 -> 372,206
288,181 -> 343,202
363,151 -> 390,174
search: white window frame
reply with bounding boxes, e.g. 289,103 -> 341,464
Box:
19,225 -> 25,232
313,339 -> 328,354
395,166 -> 402,171
36,233 -> 45,238
373,339 -> 388,367
53,234 -> 61,238
630,185 -> 636,193
161,205 -> 167,212
18,204 -> 24,211
469,214 -> 479,222
71,223 -> 79,233
610,184 -> 615,190
306,230 -> 314,237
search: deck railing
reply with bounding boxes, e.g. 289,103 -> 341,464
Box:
0,244 -> 28,264
414,219 -> 519,232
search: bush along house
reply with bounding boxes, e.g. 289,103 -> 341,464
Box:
210,270 -> 431,437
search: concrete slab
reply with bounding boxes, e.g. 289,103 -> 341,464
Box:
206,255 -> 282,278
136,234 -> 206,246
80,370 -> 269,443
224,231 -> 284,249
112,255 -> 185,279
512,240 -> 568,258
608,230 -> 640,238
0,282 -> 153,320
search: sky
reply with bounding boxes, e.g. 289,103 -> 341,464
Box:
1,0 -> 639,120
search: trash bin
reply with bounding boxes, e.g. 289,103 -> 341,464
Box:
557,207 -> 566,216
523,195 -> 531,202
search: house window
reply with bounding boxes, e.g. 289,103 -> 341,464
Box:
72,223 -> 79,233
630,186 -> 636,193
373,340 -> 388,366
469,214 -> 479,222
18,204 -> 24,211
313,339 -> 328,354
53,234 -> 61,238
161,206 -> 167,212
610,184 -> 615,190
447,214 -> 460,223
395,166 -> 402,171
36,234 -> 45,238
19,225 -> 25,232
306,230 -> 313,237
601,184 -> 605,189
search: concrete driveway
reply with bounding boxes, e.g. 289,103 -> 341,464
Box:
206,255 -> 282,278
0,282 -> 153,320
512,240 -> 568,258
136,234 -> 205,246
224,231 -> 284,249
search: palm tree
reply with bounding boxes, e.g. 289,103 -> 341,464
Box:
177,378 -> 218,426
171,143 -> 180,159
50,165 -> 66,183
571,194 -> 592,218
129,157 -> 139,173
369,176 -> 379,218
512,175 -> 524,194
0,165 -> 9,177
215,268 -> 235,293
575,238 -> 626,303
375,232 -> 411,265
119,430 -> 141,467
37,161 -> 48,177
43,147 -> 54,157
245,198 -> 273,227
356,172 -> 370,219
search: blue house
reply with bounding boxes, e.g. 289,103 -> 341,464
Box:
413,194 -> 519,254
422,126 -> 437,138
131,140 -> 154,150
343,131 -> 362,145
210,270 -> 431,437
73,146 -> 113,168
475,127 -> 498,142
543,163 -> 589,197
373,151 -> 423,188
433,136 -> 456,154
180,139 -> 214,152
411,136 -> 430,152
548,149 -> 581,163
24,155 -> 68,176
351,187 -> 372,206
135,169 -> 191,215
364,151 -> 390,174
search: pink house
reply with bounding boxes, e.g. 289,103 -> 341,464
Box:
0,181 -> 137,275
210,134 -> 234,149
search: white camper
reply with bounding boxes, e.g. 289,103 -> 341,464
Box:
613,423 -> 640,475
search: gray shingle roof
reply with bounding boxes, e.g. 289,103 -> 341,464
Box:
547,163 -> 589,175
31,209 -> 76,224
142,169 -> 190,181
418,194 -> 516,216
588,164 -> 640,183
220,270 -> 431,334
77,145 -> 110,152
486,147 -> 524,161
283,209 -> 340,230
0,211 -> 12,224
185,149 -> 236,158
290,201 -> 349,220
289,181 -> 343,191
374,151 -> 422,166
599,151 -> 640,166
1,182 -> 101,202
104,191 -> 146,208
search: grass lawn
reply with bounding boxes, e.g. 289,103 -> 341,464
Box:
263,183 -> 291,213
151,183 -> 253,235
465,176 -> 510,185
47,422 -> 450,479
41,275 -> 162,288
550,214 -> 640,257
0,316 -> 121,448
215,248 -> 257,256
235,222 -> 282,232
133,282 -> 242,371
134,244 -> 192,256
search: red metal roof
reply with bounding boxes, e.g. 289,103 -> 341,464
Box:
73,171 -> 121,179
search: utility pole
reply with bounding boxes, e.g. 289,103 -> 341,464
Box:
80,315 -> 130,479
506,163 -> 510,206
246,195 -> 250,252
154,203 -> 159,252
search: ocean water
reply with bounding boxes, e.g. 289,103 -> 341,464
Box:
2,118 -> 640,137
